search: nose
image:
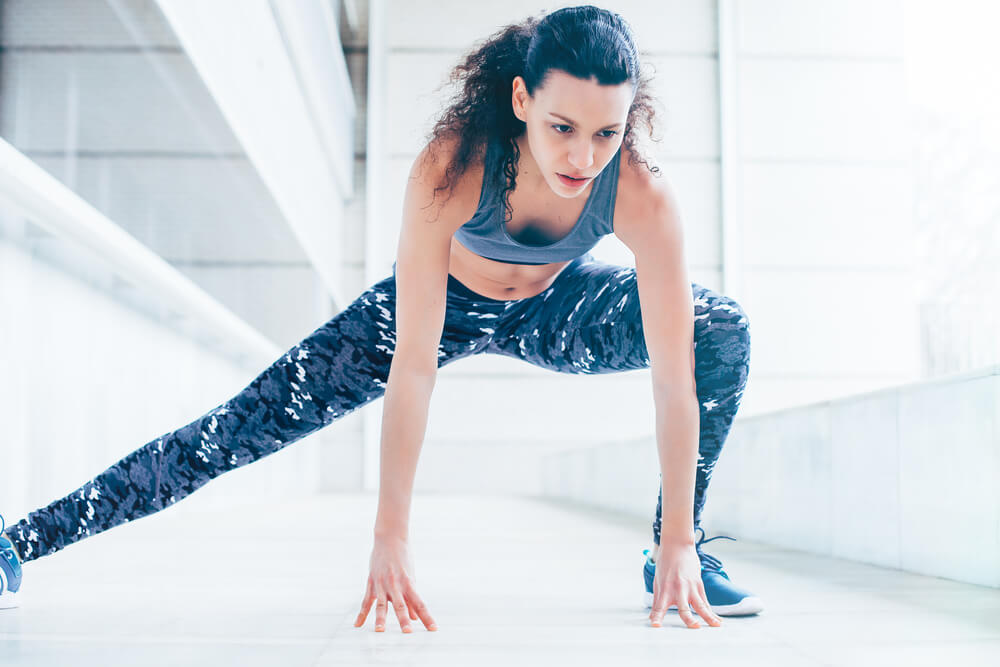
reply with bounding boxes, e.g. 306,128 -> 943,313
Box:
568,140 -> 594,171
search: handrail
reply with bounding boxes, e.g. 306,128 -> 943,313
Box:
0,136 -> 284,366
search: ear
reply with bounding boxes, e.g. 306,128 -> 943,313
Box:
511,76 -> 528,122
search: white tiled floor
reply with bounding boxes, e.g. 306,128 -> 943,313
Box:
1,493 -> 998,666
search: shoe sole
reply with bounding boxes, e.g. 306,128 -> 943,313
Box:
0,591 -> 18,609
643,590 -> 764,616
0,566 -> 20,609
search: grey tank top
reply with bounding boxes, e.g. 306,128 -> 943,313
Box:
452,136 -> 622,265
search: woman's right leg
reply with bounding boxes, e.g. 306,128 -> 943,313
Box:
2,272 -> 505,564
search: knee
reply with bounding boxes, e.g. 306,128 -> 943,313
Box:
698,294 -> 751,363
721,295 -> 750,339
700,289 -> 749,328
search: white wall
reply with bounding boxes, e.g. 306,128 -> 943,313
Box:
724,0 -> 919,416
902,0 -> 1000,378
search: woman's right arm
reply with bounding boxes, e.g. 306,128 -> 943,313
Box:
372,143 -> 453,543
355,138 -> 469,634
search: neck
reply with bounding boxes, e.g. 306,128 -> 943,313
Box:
513,133 -> 549,190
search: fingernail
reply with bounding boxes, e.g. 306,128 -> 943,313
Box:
429,624 -> 438,630
403,626 -> 412,633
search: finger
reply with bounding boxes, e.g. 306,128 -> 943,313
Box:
689,594 -> 718,627
676,602 -> 701,628
390,586 -> 413,633
405,586 -> 438,631
405,576 -> 418,620
695,582 -> 723,626
375,587 -> 388,632
354,581 -> 375,627
650,591 -> 670,626
652,590 -> 676,625
354,577 -> 375,627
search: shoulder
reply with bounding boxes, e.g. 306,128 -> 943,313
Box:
613,146 -> 682,249
408,133 -> 488,228
412,132 -> 488,181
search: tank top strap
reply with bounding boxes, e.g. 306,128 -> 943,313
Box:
587,145 -> 622,231
464,136 -> 497,215
484,135 -> 503,187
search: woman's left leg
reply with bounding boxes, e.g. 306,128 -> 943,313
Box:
485,253 -> 751,550
459,253 -> 761,614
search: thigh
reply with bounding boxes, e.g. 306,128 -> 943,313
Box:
486,255 -> 642,373
489,255 -> 741,375
233,275 -> 399,432
215,271 -> 495,451
153,273 -> 497,500
155,275 -> 405,485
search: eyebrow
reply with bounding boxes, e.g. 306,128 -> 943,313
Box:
549,113 -> 623,129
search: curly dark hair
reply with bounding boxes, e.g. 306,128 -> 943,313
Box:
420,4 -> 662,223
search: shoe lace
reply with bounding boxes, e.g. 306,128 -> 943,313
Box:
694,526 -> 737,575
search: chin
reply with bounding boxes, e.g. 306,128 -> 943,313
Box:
549,174 -> 587,197
551,184 -> 580,198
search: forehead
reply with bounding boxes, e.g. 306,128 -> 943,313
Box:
536,70 -> 633,115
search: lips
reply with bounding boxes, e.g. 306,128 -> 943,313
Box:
557,172 -> 592,188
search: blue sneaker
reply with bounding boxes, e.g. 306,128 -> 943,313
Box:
643,527 -> 764,616
1,513 -> 24,609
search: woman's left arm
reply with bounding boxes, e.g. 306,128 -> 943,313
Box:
617,174 -> 723,629
653,388 -> 698,545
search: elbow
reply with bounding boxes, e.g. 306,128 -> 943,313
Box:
651,377 -> 697,401
389,354 -> 439,381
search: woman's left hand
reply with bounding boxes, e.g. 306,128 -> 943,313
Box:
649,540 -> 724,628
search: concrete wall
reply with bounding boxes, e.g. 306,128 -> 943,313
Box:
540,363 -> 1000,588
0,217 -> 344,525
0,0 -> 371,531
0,0 -> 337,348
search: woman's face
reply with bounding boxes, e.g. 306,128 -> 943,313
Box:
511,69 -> 634,198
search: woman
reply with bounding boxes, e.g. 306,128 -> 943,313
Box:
0,5 -> 763,631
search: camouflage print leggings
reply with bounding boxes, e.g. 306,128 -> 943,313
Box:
3,252 -> 750,563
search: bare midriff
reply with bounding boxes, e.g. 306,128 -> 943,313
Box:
447,236 -> 575,301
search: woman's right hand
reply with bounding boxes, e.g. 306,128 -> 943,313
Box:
354,534 -> 438,633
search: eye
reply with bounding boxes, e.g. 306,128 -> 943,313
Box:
552,125 -> 618,139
